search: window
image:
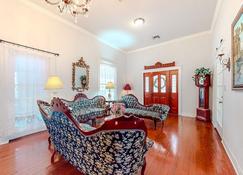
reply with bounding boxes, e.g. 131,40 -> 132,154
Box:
161,75 -> 166,93
15,54 -> 49,132
0,45 -> 50,141
171,74 -> 177,93
99,62 -> 117,100
145,77 -> 150,92
153,75 -> 159,93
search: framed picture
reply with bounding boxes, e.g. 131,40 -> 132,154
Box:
232,5 -> 243,89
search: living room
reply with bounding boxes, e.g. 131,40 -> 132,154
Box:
0,0 -> 242,175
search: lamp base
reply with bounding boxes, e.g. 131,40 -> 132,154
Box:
108,93 -> 112,100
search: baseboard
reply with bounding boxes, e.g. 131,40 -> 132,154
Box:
180,113 -> 195,118
0,138 -> 9,145
222,140 -> 243,175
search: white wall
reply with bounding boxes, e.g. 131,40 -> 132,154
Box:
212,0 -> 243,174
0,0 -> 126,100
126,32 -> 212,117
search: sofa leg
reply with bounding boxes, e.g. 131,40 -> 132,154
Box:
141,158 -> 146,175
154,119 -> 157,130
48,136 -> 51,150
51,150 -> 57,163
161,121 -> 165,130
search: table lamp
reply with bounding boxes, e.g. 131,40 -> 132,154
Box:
123,83 -> 132,94
105,82 -> 115,100
45,75 -> 64,97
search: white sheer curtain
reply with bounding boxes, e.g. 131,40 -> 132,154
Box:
0,44 -> 50,143
99,62 -> 117,100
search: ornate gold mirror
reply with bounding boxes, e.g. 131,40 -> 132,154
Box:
72,57 -> 90,92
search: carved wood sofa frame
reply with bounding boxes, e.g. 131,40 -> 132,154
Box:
122,94 -> 170,130
37,98 -> 151,175
60,93 -> 109,126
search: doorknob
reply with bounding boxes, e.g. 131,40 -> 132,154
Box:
218,101 -> 223,104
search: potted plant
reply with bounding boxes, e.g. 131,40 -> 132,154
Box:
192,67 -> 212,87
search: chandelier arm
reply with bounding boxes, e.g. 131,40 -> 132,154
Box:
45,0 -> 61,5
58,5 -> 65,13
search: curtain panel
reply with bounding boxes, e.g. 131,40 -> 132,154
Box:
0,44 -> 51,144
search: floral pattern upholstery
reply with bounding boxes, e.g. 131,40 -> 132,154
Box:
122,95 -> 170,121
79,123 -> 96,132
62,96 -> 107,123
38,101 -> 153,175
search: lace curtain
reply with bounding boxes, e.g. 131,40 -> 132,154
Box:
0,44 -> 50,143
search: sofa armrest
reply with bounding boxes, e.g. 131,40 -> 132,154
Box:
152,104 -> 170,119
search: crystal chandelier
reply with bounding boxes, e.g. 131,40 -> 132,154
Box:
45,0 -> 92,22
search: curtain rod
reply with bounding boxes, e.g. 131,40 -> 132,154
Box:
0,39 -> 59,56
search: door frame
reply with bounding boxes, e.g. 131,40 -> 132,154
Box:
143,66 -> 182,115
213,60 -> 225,138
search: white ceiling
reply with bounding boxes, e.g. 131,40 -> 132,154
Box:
31,0 -> 218,52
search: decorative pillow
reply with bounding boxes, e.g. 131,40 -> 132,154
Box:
79,123 -> 95,132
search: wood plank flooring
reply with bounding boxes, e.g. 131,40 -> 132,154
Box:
0,116 -> 236,175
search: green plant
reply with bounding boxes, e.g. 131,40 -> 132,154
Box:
192,67 -> 212,81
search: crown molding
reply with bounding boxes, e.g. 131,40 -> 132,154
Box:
19,0 -> 126,54
127,30 -> 212,54
210,0 -> 223,32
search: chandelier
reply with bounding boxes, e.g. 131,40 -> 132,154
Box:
45,0 -> 92,22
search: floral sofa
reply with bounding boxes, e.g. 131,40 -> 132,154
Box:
37,98 -> 153,175
121,94 -> 170,129
61,93 -> 108,124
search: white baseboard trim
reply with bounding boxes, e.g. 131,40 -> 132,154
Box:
222,140 -> 243,175
0,127 -> 47,146
0,138 -> 9,145
180,113 -> 195,118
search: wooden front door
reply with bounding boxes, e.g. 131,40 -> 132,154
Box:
144,70 -> 179,114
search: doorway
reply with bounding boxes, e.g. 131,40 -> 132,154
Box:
144,69 -> 179,114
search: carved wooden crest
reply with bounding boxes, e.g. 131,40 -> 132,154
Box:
144,61 -> 175,70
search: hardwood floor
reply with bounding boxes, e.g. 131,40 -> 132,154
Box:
0,115 -> 236,175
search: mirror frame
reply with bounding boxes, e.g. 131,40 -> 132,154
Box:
72,57 -> 90,92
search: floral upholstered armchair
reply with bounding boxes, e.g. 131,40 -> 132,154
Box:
121,94 -> 170,129
61,93 -> 108,124
37,98 -> 153,175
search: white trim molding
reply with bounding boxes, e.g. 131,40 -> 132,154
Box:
0,138 -> 9,145
128,31 -> 211,54
222,140 -> 243,175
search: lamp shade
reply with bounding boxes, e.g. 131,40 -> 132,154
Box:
45,76 -> 64,90
123,84 -> 132,91
105,82 -> 115,89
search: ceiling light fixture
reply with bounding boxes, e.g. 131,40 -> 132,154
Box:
134,18 -> 145,26
45,0 -> 92,23
152,35 -> 160,40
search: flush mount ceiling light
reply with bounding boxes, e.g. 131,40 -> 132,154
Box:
134,18 -> 145,26
45,0 -> 92,23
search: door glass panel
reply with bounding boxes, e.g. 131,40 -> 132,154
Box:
161,75 -> 166,93
172,75 -> 177,93
145,77 -> 150,92
153,75 -> 159,93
